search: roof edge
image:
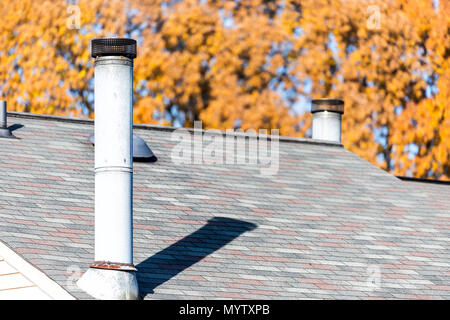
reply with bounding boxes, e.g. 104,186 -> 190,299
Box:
0,240 -> 76,300
397,176 -> 450,185
7,111 -> 343,147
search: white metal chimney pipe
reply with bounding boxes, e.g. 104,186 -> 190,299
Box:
0,100 -> 7,128
311,99 -> 344,143
94,55 -> 134,265
77,38 -> 139,300
0,100 -> 13,139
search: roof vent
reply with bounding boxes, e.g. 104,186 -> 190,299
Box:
0,101 -> 14,139
311,99 -> 344,143
88,134 -> 157,162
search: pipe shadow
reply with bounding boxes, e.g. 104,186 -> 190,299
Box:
8,124 -> 24,132
136,217 -> 257,299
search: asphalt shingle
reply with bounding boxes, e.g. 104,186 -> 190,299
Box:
0,112 -> 449,300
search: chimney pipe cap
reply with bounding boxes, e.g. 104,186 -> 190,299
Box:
91,38 -> 137,59
311,99 -> 344,114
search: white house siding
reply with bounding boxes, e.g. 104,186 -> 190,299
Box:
0,254 -> 50,299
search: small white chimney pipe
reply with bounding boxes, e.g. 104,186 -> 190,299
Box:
77,38 -> 139,300
0,101 -> 6,128
311,99 -> 344,143
0,100 -> 13,138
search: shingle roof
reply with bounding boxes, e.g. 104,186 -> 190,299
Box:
0,112 -> 449,300
398,178 -> 450,213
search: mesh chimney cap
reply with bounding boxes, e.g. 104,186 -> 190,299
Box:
91,38 -> 137,59
311,99 -> 344,114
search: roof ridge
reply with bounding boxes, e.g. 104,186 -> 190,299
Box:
7,111 -> 342,147
397,176 -> 450,185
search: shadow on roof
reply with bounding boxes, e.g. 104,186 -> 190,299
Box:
8,123 -> 24,132
136,216 -> 257,299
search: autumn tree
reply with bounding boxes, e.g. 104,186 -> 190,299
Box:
0,0 -> 128,116
286,0 -> 448,179
391,0 -> 450,179
0,0 -> 448,179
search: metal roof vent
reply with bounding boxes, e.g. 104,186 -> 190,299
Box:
0,101 -> 14,139
311,99 -> 344,143
88,134 -> 157,162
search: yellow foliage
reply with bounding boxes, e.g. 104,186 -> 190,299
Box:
0,0 -> 448,179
